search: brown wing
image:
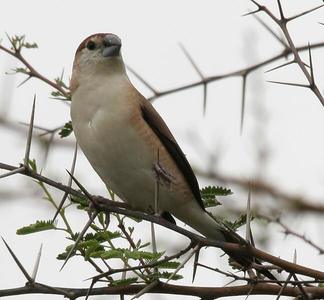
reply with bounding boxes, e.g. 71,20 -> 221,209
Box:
140,99 -> 204,210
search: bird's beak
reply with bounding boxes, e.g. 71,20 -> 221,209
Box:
102,34 -> 122,57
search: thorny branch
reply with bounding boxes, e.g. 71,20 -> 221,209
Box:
3,281 -> 324,299
249,0 -> 324,105
262,215 -> 324,255
1,1 -> 324,299
0,42 -> 69,99
2,161 -> 324,281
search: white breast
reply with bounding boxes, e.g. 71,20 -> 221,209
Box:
71,75 -> 162,211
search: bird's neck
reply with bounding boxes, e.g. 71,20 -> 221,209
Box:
71,57 -> 128,95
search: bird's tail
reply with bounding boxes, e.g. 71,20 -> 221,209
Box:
175,206 -> 277,281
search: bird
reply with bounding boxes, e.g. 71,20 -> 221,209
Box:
70,33 -> 274,278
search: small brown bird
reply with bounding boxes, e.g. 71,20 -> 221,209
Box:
70,33 -> 275,278
70,33 -> 228,240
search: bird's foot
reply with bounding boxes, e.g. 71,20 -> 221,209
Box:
153,162 -> 175,185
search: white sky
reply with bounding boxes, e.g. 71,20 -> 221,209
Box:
1,1 -> 324,299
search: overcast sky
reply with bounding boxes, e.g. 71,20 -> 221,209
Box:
1,1 -> 324,299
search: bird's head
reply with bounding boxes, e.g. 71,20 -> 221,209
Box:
70,33 -> 124,94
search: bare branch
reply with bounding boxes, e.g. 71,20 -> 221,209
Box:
253,14 -> 288,49
287,3 -> 324,22
276,0 -> 285,21
166,245 -> 199,283
308,42 -> 314,85
292,273 -> 310,299
0,166 -> 25,179
263,216 -> 324,255
265,60 -> 295,73
267,80 -> 309,88
126,65 -> 159,95
192,247 -> 200,283
250,1 -> 324,105
2,281 -> 324,299
179,43 -> 204,79
148,41 -> 324,101
0,42 -> 69,99
130,280 -> 159,300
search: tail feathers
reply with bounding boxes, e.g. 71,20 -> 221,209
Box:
173,206 -> 277,281
220,227 -> 278,282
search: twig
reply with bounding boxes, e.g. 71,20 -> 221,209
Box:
2,281 -> 324,299
146,41 -> 324,102
250,0 -> 324,105
0,42 -> 69,98
263,215 -> 324,255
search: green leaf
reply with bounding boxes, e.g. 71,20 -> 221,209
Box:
90,223 -> 102,231
27,158 -> 37,172
57,252 -> 69,260
201,185 -> 233,197
98,212 -> 105,227
59,121 -> 73,138
70,194 -> 88,209
94,231 -> 121,241
78,239 -> 100,248
23,42 -> 38,49
54,76 -> 69,89
50,90 -> 71,101
109,277 -> 138,287
156,261 -> 180,269
16,220 -> 56,235
223,214 -> 251,231
124,250 -> 163,261
201,185 -> 233,208
90,249 -> 124,259
85,245 -> 104,260
138,242 -> 150,249
149,271 -> 183,281
127,216 -> 143,223
57,248 -> 76,260
10,67 -> 30,75
7,35 -> 38,51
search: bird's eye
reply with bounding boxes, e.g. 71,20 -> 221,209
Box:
86,40 -> 96,50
